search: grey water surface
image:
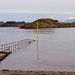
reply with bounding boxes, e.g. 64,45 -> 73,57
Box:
0,27 -> 75,71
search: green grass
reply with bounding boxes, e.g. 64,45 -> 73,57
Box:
20,18 -> 72,28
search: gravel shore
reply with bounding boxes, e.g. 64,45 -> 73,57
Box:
0,70 -> 75,75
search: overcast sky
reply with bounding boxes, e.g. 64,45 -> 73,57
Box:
0,0 -> 75,14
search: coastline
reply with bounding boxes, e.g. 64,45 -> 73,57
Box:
0,70 -> 75,75
0,26 -> 75,28
20,26 -> 75,29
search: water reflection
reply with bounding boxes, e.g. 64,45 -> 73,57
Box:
11,40 -> 35,55
21,28 -> 56,34
37,40 -> 39,60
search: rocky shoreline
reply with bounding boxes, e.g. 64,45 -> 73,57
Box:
0,70 -> 75,75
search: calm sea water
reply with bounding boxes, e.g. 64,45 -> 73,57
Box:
0,27 -> 75,71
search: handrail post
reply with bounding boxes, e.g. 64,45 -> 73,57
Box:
1,45 -> 3,51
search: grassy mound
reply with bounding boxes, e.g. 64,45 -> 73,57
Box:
20,18 -> 72,28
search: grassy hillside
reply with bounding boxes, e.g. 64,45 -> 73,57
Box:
20,18 -> 72,28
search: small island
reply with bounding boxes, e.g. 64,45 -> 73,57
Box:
20,18 -> 74,28
0,21 -> 25,27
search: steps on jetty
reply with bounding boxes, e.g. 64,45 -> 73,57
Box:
0,51 -> 11,61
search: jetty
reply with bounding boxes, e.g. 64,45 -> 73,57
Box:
0,39 -> 35,61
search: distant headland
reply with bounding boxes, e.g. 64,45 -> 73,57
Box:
0,21 -> 25,27
20,18 -> 75,28
0,18 -> 75,28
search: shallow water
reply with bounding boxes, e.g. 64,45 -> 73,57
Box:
0,27 -> 75,71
